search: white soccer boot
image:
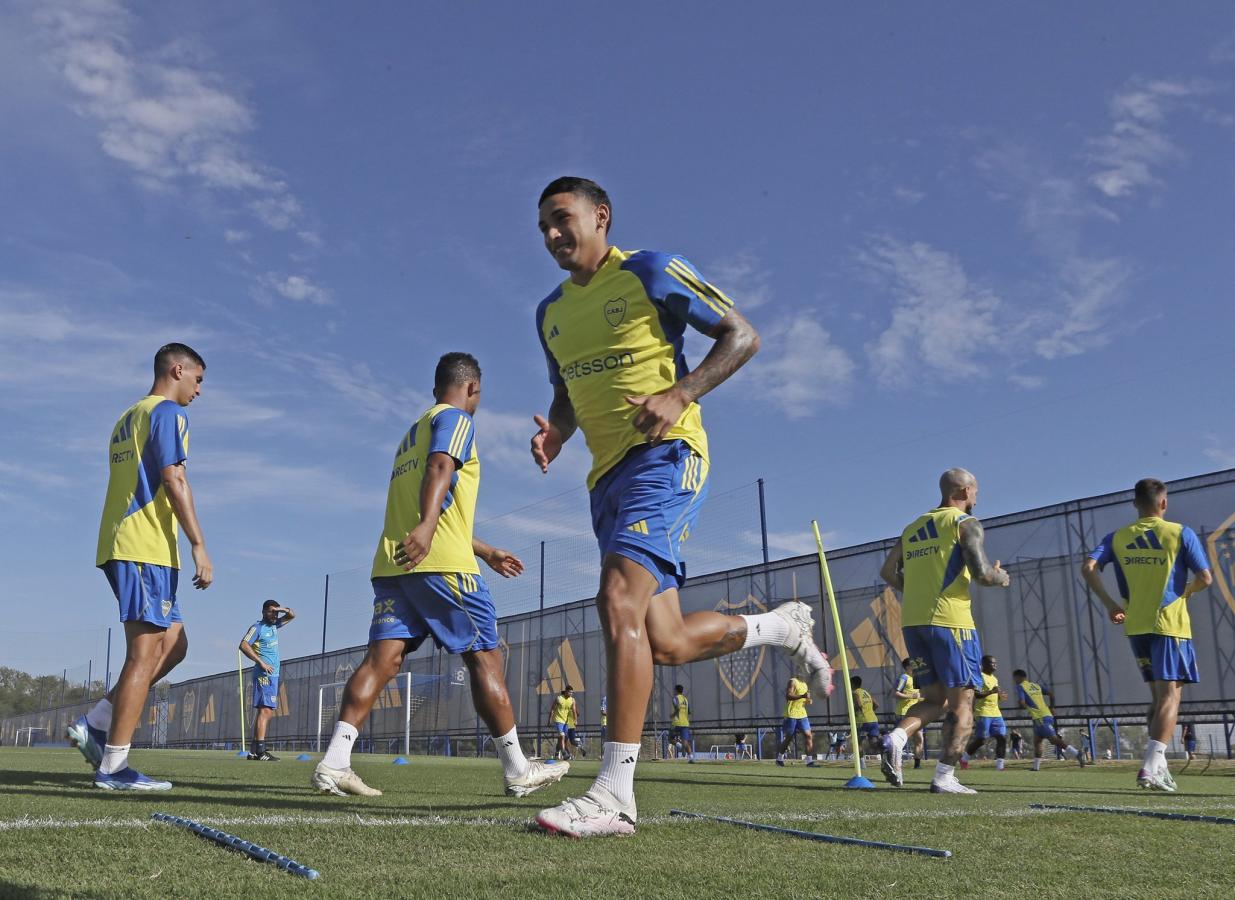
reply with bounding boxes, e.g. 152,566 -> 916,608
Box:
535,785 -> 636,837
312,762 -> 383,797
770,602 -> 834,700
881,732 -> 906,787
505,759 -> 569,797
929,775 -> 977,794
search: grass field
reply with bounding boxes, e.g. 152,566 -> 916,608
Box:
1,748 -> 1233,898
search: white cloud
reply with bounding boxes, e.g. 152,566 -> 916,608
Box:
33,0 -> 307,237
1087,79 -> 1204,199
1007,373 -> 1045,390
747,313 -> 855,417
261,273 -> 331,305
892,186 -> 925,205
1203,434 -> 1235,469
1032,256 -> 1130,359
862,239 -> 1001,388
705,250 -> 773,309
223,228 -> 249,244
191,450 -> 381,511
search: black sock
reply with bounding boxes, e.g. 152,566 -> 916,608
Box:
254,741 -> 264,755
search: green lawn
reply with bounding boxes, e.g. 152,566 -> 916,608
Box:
1,747 -> 1232,898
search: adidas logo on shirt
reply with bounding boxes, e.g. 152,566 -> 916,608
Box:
907,520 -> 939,543
548,325 -> 560,339
1125,530 -> 1163,551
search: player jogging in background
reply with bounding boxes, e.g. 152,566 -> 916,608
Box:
1012,670 -> 1083,770
1181,722 -> 1198,761
670,685 -> 694,761
549,686 -> 578,760
851,676 -> 880,753
1081,477 -> 1212,792
68,343 -> 212,791
776,676 -> 815,766
313,353 -> 566,800
962,655 -> 1007,771
878,468 -> 1011,794
529,177 -> 831,837
599,695 -> 608,743
893,658 -> 924,769
240,600 -> 295,761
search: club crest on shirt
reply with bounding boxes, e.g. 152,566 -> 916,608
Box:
604,297 -> 627,328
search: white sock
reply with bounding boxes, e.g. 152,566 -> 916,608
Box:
322,721 -> 358,770
593,741 -> 640,807
99,743 -> 130,775
1032,757 -> 1042,771
1145,739 -> 1167,772
740,612 -> 792,649
888,727 -> 908,751
933,762 -> 954,781
995,758 -> 1005,770
495,727 -> 530,779
86,699 -> 113,732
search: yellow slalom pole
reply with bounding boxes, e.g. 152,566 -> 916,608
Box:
812,520 -> 875,789
237,649 -> 247,756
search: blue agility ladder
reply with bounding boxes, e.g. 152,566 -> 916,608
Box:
151,813 -> 320,879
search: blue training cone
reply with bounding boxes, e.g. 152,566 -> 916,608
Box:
845,774 -> 876,789
235,750 -> 248,757
296,753 -> 311,761
392,756 -> 410,765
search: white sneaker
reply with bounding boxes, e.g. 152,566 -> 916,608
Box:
535,786 -> 636,837
881,733 -> 906,787
312,762 -> 383,797
505,759 -> 569,797
771,602 -> 834,699
929,776 -> 977,794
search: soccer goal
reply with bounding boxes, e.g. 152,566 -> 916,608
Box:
15,726 -> 47,747
708,743 -> 755,760
317,672 -> 413,755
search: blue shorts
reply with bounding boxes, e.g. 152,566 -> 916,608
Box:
590,440 -> 709,594
858,722 -> 880,741
1033,716 -> 1058,740
102,560 -> 182,629
253,674 -> 279,709
973,716 -> 1007,740
1128,633 -> 1199,684
553,722 -> 569,735
1185,739 -> 1197,753
782,717 -> 811,737
903,624 -> 983,689
370,572 -> 498,654
670,726 -> 692,743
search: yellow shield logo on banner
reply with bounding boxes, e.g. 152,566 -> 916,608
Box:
1206,510 -> 1235,618
714,595 -> 767,700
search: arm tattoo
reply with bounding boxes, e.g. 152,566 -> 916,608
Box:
673,310 -> 759,404
959,518 -> 1009,587
549,384 -> 577,442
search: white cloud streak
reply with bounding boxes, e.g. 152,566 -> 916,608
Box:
1088,79 -> 1205,199
747,313 -> 855,416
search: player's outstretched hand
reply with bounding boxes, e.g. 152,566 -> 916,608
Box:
625,387 -> 688,444
395,523 -> 434,571
484,548 -> 524,579
530,414 -> 562,473
1109,606 -> 1126,625
191,544 -> 213,589
991,560 -> 1011,588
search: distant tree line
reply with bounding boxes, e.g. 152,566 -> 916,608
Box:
0,667 -> 105,718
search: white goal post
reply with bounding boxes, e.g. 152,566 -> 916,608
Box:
15,726 -> 47,747
708,743 -> 755,760
317,672 -> 412,756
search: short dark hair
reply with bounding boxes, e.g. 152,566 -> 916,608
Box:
1134,478 -> 1167,510
434,352 -> 481,393
850,675 -> 862,687
562,684 -> 573,693
262,599 -> 279,611
1013,669 -> 1027,678
982,654 -> 995,665
154,342 -> 205,377
675,684 -> 684,693
538,176 -> 612,233
902,657 -> 912,668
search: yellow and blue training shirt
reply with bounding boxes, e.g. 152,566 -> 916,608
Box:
551,694 -> 574,725
243,621 -> 282,677
785,677 -> 809,719
96,395 -> 190,569
855,688 -> 877,724
536,247 -> 735,489
672,693 -> 690,727
372,403 -> 480,578
900,507 -> 975,629
894,672 -> 920,716
974,672 -> 1001,717
1089,517 -> 1209,639
1017,681 -> 1052,720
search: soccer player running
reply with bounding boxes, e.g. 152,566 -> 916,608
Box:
878,468 -> 1010,794
669,684 -> 694,761
549,686 -> 578,760
776,676 -> 815,766
68,344 -> 212,791
1081,478 -> 1212,792
239,600 -> 296,761
529,177 -> 832,836
961,655 -> 1008,771
314,354 -> 565,799
851,676 -> 881,754
893,658 -> 925,769
1011,670 -> 1083,770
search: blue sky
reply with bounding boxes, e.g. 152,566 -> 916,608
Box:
2,1 -> 1234,682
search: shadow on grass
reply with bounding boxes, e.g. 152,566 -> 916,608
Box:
0,878 -> 108,900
